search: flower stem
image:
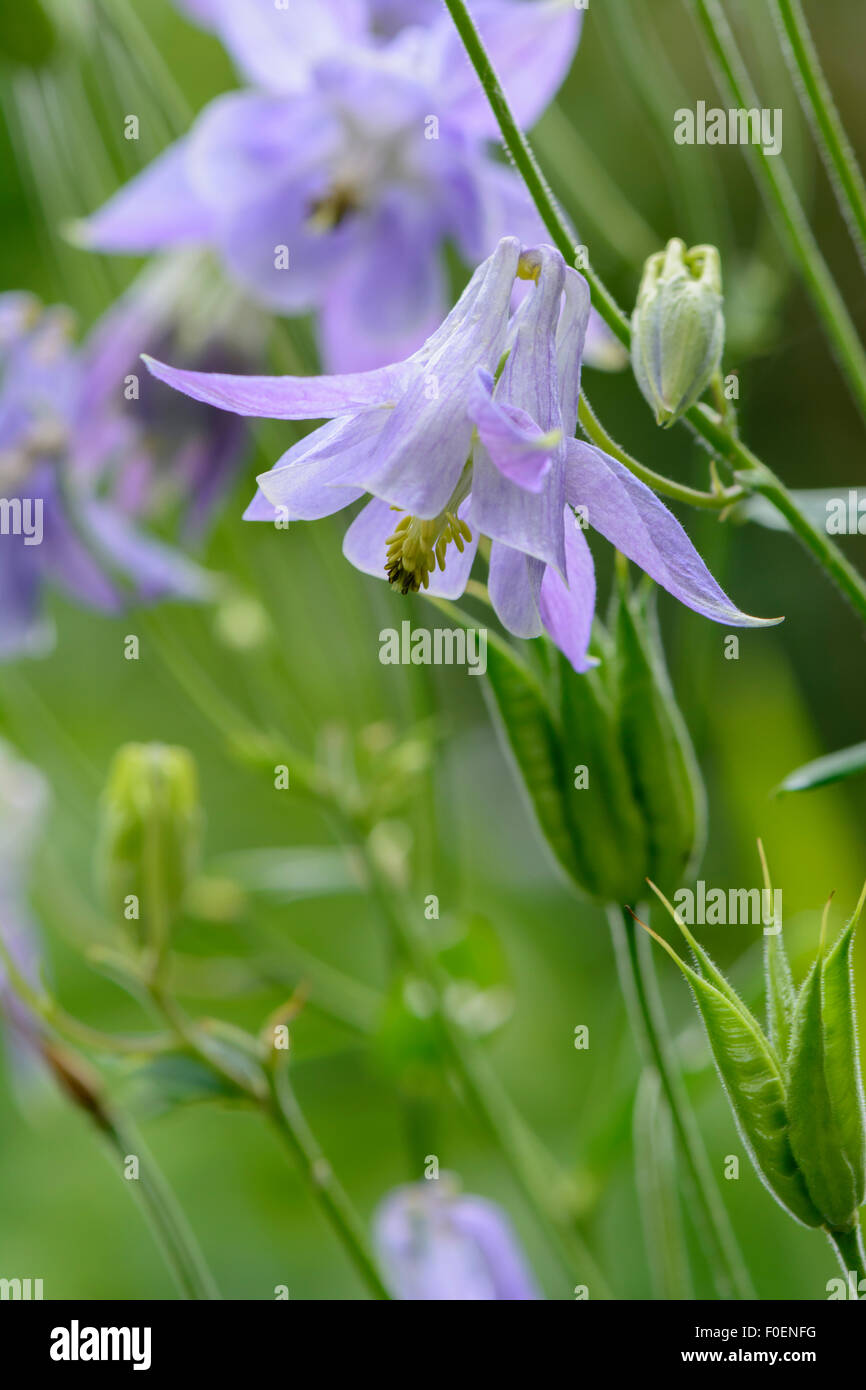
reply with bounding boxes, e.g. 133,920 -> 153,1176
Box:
692,0 -> 866,424
360,837 -> 612,1297
442,0 -> 866,626
264,1064 -> 392,1300
769,0 -> 866,272
827,1224 -> 866,1286
149,985 -> 390,1300
608,905 -> 754,1299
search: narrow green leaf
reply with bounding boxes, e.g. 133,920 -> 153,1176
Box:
0,0 -> 56,67
776,741 -> 866,794
786,959 -> 860,1230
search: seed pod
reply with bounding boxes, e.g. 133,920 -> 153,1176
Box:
643,896 -> 823,1228
614,587 -> 706,895
631,238 -> 724,427
786,906 -> 866,1232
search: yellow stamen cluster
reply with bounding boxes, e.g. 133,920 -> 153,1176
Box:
307,185 -> 361,232
385,509 -> 473,594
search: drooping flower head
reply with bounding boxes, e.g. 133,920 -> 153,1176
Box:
80,2 -> 584,371
145,239 -> 778,672
0,292 -> 209,660
373,1179 -> 540,1299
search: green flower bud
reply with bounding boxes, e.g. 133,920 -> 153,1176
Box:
98,743 -> 201,950
631,238 -> 724,427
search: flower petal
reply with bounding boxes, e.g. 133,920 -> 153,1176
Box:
539,510 -> 598,672
361,236 -> 520,517
434,0 -> 582,140
469,247 -> 567,572
77,141 -> 212,253
256,413 -> 388,519
468,367 -> 557,491
566,439 -> 783,626
142,354 -> 409,419
487,540 -> 544,639
317,193 -> 447,372
555,267 -> 591,437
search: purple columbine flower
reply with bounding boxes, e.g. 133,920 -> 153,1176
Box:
373,1180 -> 540,1299
79,2 -> 583,371
0,292 -> 209,660
144,238 -> 778,672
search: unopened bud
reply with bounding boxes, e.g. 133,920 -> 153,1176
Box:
98,743 -> 201,949
631,238 -> 724,426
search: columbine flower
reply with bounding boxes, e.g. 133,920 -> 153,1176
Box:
79,2 -> 583,371
0,292 -> 209,660
373,1179 -> 540,1299
145,238 -> 777,671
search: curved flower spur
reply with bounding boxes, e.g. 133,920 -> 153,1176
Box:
144,238 -> 780,671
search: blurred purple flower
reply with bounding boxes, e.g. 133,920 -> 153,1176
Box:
0,292 -> 210,660
144,238 -> 777,671
373,1180 -> 540,1299
0,738 -> 48,1049
80,2 -> 584,371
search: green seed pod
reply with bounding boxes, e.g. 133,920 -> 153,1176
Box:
647,877 -> 866,1234
98,742 -> 201,950
631,238 -> 724,427
614,587 -> 706,895
786,909 -> 866,1232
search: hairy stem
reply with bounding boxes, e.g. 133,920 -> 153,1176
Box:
826,1224 -> 866,1287
769,0 -> 866,272
692,0 -> 866,423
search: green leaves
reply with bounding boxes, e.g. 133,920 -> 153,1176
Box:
645,874 -> 866,1234
0,0 -> 56,67
776,741 -> 866,794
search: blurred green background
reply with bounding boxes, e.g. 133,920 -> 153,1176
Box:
1,0 -> 865,1299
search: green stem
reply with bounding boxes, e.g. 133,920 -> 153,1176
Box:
265,1065 -> 392,1300
769,0 -> 866,271
608,906 -> 754,1299
732,443 -> 866,626
149,985 -> 389,1300
442,0 -> 866,627
692,0 -> 866,423
360,835 -> 612,1298
826,1224 -> 866,1286
579,393 -> 743,511
104,1115 -> 221,1300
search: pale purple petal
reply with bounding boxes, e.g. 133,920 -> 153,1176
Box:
555,267 -> 591,437
80,502 -> 213,602
434,0 -> 582,140
469,368 -> 556,491
78,141 -> 212,253
342,495 -> 478,598
566,439 -> 782,627
487,541 -> 544,638
469,247 -> 567,572
539,510 -> 598,672
256,413 -> 388,519
189,0 -> 369,91
317,194 -> 447,372
361,236 -> 520,517
373,1182 -> 539,1301
143,354 -> 409,418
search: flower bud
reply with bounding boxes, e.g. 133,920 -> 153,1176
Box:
98,743 -> 201,949
631,239 -> 724,426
